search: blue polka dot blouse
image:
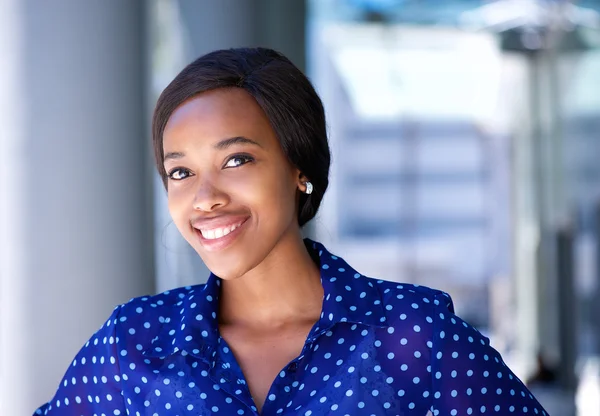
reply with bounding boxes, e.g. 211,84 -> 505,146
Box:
35,240 -> 547,415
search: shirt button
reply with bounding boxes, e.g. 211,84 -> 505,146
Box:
289,362 -> 298,371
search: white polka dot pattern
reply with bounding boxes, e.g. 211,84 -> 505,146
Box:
33,239 -> 548,415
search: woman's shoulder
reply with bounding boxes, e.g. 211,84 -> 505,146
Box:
360,277 -> 489,355
107,283 -> 208,352
356,276 -> 458,340
365,276 -> 455,317
371,278 -> 453,306
118,283 -> 206,319
313,239 -> 454,318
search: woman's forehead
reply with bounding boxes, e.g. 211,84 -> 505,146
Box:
162,89 -> 276,151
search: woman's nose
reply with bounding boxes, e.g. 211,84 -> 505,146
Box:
192,179 -> 230,212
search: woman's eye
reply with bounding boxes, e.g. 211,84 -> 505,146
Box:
167,168 -> 191,181
224,155 -> 254,168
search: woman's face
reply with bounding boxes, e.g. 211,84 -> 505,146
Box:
162,88 -> 303,279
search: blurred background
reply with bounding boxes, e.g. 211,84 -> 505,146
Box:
1,0 -> 599,414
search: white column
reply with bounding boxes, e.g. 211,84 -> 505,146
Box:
509,52 -> 543,378
0,1 -> 154,413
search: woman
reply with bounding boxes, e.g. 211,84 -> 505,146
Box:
35,48 -> 547,415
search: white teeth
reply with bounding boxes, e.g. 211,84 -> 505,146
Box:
203,229 -> 216,240
200,222 -> 242,240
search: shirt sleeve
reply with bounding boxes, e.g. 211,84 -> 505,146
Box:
33,305 -> 127,416
429,293 -> 549,415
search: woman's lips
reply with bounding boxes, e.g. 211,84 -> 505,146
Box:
192,216 -> 249,252
198,220 -> 244,240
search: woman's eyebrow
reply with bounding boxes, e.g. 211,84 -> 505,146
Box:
163,151 -> 185,162
214,136 -> 263,150
163,136 -> 262,162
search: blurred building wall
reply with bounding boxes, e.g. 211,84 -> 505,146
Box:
0,1 -> 154,413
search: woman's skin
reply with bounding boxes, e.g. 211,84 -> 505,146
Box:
162,87 -> 324,412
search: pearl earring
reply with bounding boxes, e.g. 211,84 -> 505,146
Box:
304,181 -> 313,195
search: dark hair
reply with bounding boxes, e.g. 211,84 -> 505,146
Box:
152,47 -> 330,227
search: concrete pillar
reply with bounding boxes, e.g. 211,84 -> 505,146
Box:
512,47 -> 570,377
511,51 -> 543,377
153,0 -> 307,291
177,0 -> 306,69
0,1 -> 154,413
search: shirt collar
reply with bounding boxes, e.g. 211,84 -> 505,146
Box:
309,239 -> 389,336
142,272 -> 221,361
143,239 -> 388,360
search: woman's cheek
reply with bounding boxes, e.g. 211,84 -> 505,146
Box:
167,187 -> 193,227
225,169 -> 265,198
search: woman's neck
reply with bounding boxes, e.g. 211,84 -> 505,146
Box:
217,233 -> 324,331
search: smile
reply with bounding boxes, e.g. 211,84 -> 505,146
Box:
192,216 -> 250,252
199,221 -> 244,240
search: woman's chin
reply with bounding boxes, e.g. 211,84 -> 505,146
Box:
198,253 -> 252,281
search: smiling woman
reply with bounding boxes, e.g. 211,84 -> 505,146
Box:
159,84 -> 318,276
34,48 -> 548,416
